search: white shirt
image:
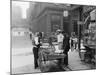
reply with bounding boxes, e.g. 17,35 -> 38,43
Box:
34,36 -> 39,45
57,33 -> 64,43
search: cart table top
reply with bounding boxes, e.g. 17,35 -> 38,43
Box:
39,45 -> 66,61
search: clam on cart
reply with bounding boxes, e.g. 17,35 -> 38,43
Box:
38,46 -> 66,72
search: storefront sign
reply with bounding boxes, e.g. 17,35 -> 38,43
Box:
63,11 -> 68,17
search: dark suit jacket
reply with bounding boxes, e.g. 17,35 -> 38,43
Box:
63,33 -> 70,53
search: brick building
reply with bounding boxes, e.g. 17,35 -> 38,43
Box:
27,2 -> 95,36
27,2 -> 67,35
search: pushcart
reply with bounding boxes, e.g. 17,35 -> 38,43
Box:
38,46 -> 66,72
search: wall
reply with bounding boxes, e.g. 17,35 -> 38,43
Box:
70,8 -> 80,35
29,3 -> 64,35
28,2 -> 81,36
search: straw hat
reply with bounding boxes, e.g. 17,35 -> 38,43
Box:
56,29 -> 62,32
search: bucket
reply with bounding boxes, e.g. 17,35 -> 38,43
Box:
80,50 -> 86,61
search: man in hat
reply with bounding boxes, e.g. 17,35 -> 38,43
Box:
56,29 -> 64,66
32,32 -> 41,69
62,31 -> 70,67
56,29 -> 64,50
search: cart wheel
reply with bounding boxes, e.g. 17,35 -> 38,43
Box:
40,61 -> 46,72
38,52 -> 43,66
38,51 -> 46,72
39,58 -> 46,72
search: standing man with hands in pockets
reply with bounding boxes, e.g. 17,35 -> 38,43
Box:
62,31 -> 70,67
32,32 -> 41,69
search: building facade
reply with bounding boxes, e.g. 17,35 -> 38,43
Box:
28,2 -> 94,36
28,2 -> 67,36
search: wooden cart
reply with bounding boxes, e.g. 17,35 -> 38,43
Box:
38,47 -> 66,72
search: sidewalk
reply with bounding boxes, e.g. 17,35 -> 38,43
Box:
68,50 -> 95,71
54,45 -> 94,71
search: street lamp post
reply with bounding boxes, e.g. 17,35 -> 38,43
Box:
78,21 -> 84,50
78,6 -> 83,51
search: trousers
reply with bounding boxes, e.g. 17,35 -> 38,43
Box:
33,47 -> 39,68
63,52 -> 68,66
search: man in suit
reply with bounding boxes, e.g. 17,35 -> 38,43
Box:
62,31 -> 70,66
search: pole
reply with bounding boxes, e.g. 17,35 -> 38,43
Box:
78,6 -> 83,51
